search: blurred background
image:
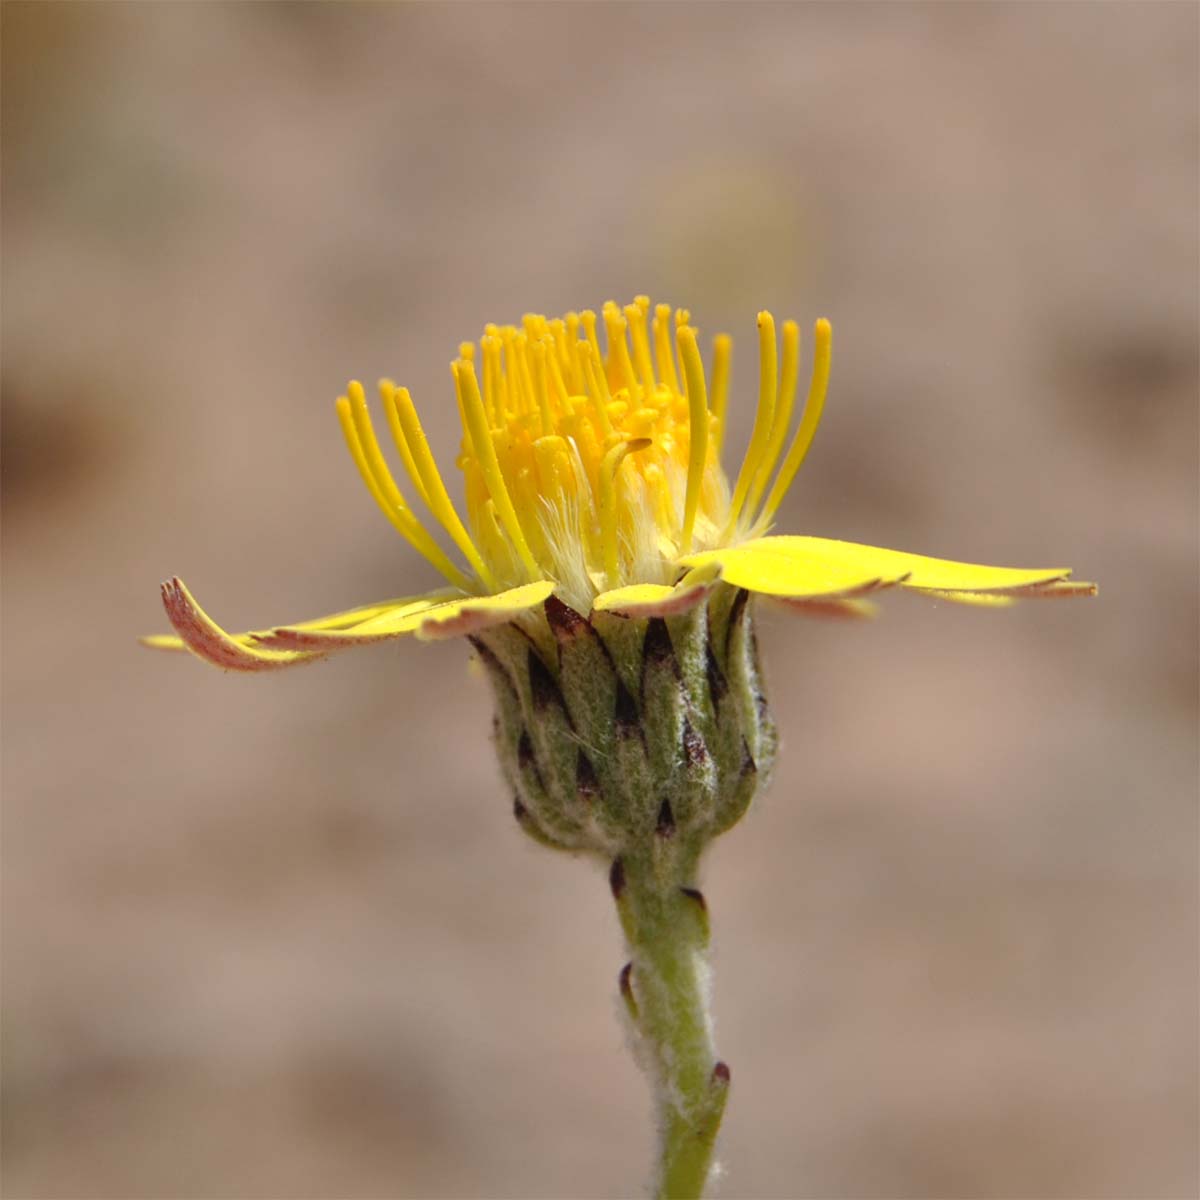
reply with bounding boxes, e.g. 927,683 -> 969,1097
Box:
3,4 -> 1197,1197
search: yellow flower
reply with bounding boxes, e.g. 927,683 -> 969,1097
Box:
144,297 -> 1095,670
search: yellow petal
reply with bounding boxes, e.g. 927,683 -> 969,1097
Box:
415,580 -> 556,641
683,536 -> 1078,598
264,592 -> 469,650
592,564 -> 719,619
156,577 -> 325,672
678,539 -> 905,599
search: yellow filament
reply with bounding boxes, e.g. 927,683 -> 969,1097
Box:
746,318 -> 800,517
530,339 -> 554,432
346,381 -> 417,520
758,318 -> 833,526
676,325 -> 709,556
710,334 -> 732,452
542,334 -> 574,413
335,395 -> 470,590
486,333 -> 510,424
501,329 -> 527,416
514,333 -> 538,418
452,359 -> 541,580
580,310 -> 602,379
547,318 -> 567,363
599,437 -> 651,587
580,341 -> 614,438
652,304 -> 681,394
726,312 -> 778,530
565,312 -> 584,391
624,302 -> 657,399
387,384 -> 498,589
378,380 -> 431,507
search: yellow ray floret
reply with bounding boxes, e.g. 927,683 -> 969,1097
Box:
146,298 -> 1095,668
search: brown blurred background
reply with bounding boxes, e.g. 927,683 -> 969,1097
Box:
3,4 -> 1197,1198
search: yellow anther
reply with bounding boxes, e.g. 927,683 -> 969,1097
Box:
599,437 -> 651,587
459,341 -> 475,362
603,302 -> 639,396
652,304 -> 681,394
676,325 -> 709,555
624,302 -> 658,399
758,318 -> 832,526
522,313 -> 547,343
452,359 -> 541,580
629,407 -> 661,438
726,312 -> 778,532
387,384 -> 498,590
746,318 -> 800,517
579,310 -> 602,380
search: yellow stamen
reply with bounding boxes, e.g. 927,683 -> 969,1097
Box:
603,302 -> 638,397
599,437 -> 651,587
579,310 -> 601,381
726,312 -> 778,531
625,301 -> 657,399
758,318 -> 832,526
580,340 -> 614,438
676,325 -> 709,556
746,318 -> 800,517
543,334 -> 574,414
328,299 -> 832,609
452,359 -> 541,580
710,334 -> 732,453
565,311 -> 584,391
653,303 -> 681,394
481,334 -> 503,424
530,338 -> 554,433
335,393 -> 471,590
378,380 -> 431,507
387,383 -> 498,590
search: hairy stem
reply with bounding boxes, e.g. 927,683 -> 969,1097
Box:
612,849 -> 730,1200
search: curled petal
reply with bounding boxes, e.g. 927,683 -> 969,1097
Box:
156,577 -> 325,672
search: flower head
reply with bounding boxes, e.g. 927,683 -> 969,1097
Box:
144,296 -> 1095,671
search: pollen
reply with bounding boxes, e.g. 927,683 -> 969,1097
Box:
337,298 -> 833,611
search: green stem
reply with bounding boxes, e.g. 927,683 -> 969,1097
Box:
613,849 -> 730,1200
